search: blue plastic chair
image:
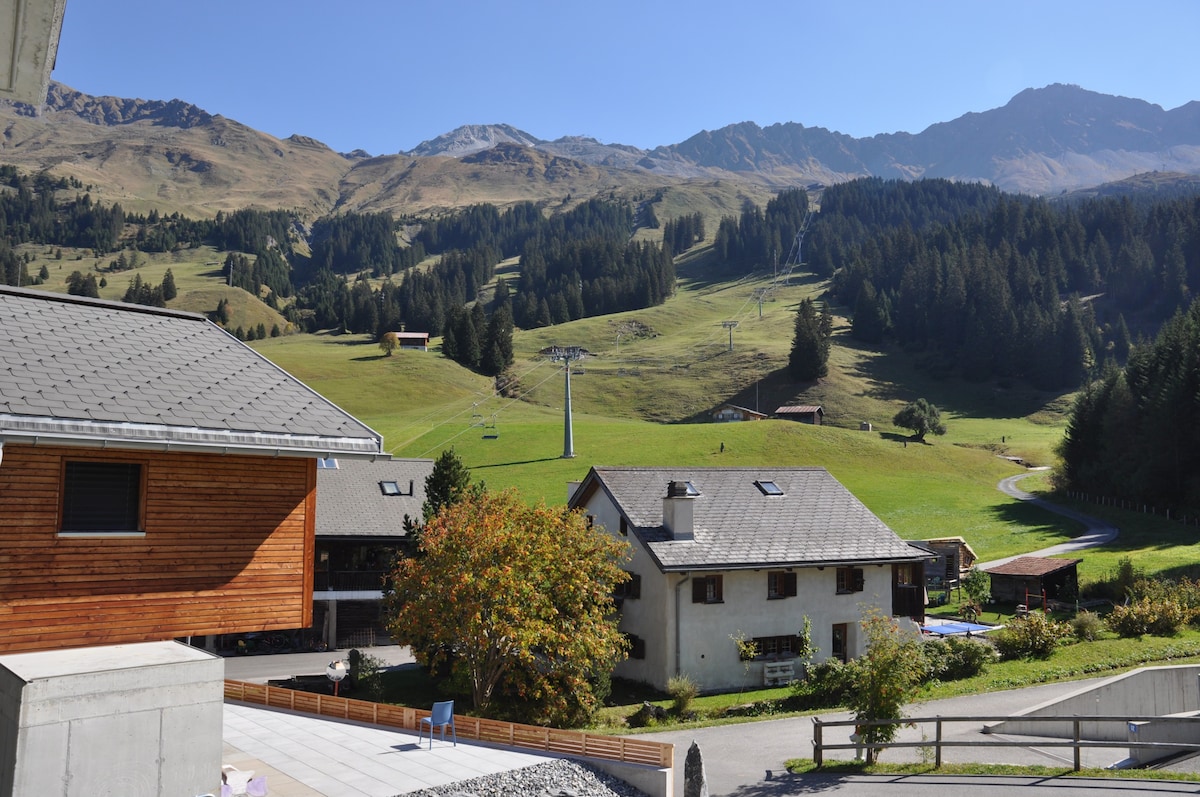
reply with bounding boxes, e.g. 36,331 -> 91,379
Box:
419,700 -> 456,748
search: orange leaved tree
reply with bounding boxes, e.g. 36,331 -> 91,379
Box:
385,488 -> 629,724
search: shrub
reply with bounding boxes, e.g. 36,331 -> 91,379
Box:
992,612 -> 1070,660
922,636 -> 996,681
666,674 -> 699,715
1106,597 -> 1187,638
789,658 -> 853,709
1072,610 -> 1103,641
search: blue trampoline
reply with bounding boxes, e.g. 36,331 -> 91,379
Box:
920,620 -> 999,636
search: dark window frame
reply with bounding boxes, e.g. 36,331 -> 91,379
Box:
60,459 -> 145,535
836,566 -> 865,594
626,633 -> 646,659
767,570 -> 798,599
692,574 -> 724,604
750,634 -> 803,661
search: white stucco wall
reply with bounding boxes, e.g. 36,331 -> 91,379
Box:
580,490 -> 895,693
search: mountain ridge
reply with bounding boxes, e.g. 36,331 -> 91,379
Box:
1,82 -> 1197,218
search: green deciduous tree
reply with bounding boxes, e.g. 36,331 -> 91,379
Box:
384,488 -> 629,725
378,330 -> 399,356
893,398 -> 947,442
845,609 -> 925,763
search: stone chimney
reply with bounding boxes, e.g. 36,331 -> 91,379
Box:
662,480 -> 695,541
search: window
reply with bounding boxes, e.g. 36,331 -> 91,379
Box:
379,481 -> 401,496
614,571 -> 641,601
61,461 -> 142,533
749,634 -> 803,660
832,623 -> 848,663
586,514 -> 595,528
836,567 -> 864,594
618,517 -> 628,537
692,575 -> 723,604
316,457 -> 339,469
754,480 -> 784,496
894,563 -> 916,586
626,633 -> 646,660
767,570 -> 797,599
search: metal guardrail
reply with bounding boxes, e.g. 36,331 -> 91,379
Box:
813,714 -> 1200,770
224,680 -> 673,770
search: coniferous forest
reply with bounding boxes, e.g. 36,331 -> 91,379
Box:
809,178 -> 1200,390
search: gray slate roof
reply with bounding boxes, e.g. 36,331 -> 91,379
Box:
574,466 -> 926,571
0,287 -> 382,456
316,457 -> 432,538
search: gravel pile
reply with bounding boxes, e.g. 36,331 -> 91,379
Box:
396,758 -> 650,797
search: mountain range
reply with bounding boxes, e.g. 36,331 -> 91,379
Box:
0,82 -> 1197,219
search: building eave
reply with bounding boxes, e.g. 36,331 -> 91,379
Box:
0,415 -> 386,458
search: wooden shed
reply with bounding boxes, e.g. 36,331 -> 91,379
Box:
984,556 -> 1080,605
775,405 -> 824,425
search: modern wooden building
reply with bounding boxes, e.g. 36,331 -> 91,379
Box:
0,286 -> 386,655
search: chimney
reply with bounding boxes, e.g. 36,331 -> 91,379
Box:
662,480 -> 695,541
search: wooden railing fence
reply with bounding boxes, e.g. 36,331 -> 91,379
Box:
224,680 -> 672,770
813,714 -> 1200,770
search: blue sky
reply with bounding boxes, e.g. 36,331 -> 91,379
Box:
52,1 -> 1198,157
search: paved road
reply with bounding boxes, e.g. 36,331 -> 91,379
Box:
222,644 -> 416,683
642,471 -> 1135,796
980,468 -> 1120,570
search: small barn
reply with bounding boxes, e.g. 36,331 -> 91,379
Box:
394,331 -> 429,350
923,536 -> 978,588
710,403 -> 769,422
776,405 -> 824,425
985,556 -> 1080,605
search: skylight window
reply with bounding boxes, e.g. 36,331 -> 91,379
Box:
317,457 -> 339,469
754,480 -> 784,496
379,481 -> 401,496
683,481 -> 700,496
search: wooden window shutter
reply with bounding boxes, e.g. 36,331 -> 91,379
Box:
785,571 -> 797,597
692,578 -> 706,603
853,568 -> 865,592
629,572 -> 641,599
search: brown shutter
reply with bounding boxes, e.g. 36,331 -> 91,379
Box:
692,578 -> 706,603
785,571 -> 797,597
630,572 -> 641,599
713,575 -> 723,602
853,568 -> 865,592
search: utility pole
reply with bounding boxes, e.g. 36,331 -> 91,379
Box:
548,346 -> 584,458
722,320 -> 739,351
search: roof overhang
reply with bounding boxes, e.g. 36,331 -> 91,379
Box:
0,415 -> 386,459
659,554 -> 934,573
1,0 -> 66,104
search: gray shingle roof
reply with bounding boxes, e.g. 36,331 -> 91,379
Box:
316,457 -> 432,538
577,466 -> 926,571
0,287 -> 382,455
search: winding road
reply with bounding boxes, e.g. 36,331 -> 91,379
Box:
977,467 -> 1120,570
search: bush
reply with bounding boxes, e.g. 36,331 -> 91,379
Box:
666,674 -> 699,715
1106,597 -> 1187,638
789,658 -> 853,709
922,636 -> 997,681
1072,610 -> 1103,641
993,612 -> 1070,660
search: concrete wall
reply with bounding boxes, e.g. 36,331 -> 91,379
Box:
587,759 -> 673,797
0,641 -> 223,797
987,664 -> 1200,741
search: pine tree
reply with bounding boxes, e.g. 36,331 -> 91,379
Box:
788,298 -> 832,381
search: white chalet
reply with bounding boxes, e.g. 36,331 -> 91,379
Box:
568,466 -> 932,692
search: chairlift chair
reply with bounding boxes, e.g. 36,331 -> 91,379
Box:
482,415 -> 499,440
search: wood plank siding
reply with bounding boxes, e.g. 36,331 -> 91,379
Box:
0,443 -> 316,653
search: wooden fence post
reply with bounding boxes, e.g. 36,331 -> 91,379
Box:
1073,719 -> 1081,771
935,718 -> 943,768
813,718 -> 823,767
